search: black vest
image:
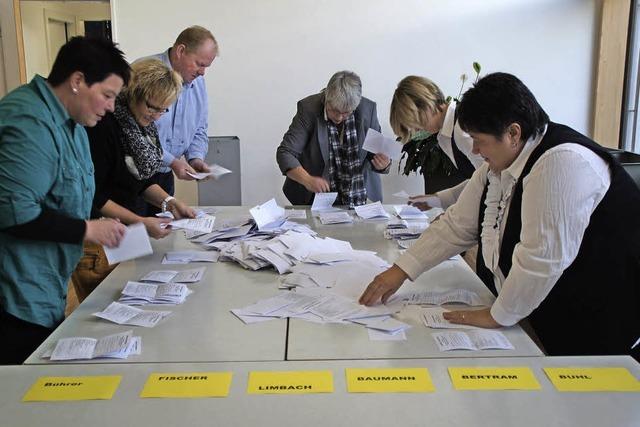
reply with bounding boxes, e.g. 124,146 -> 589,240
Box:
476,123 -> 640,357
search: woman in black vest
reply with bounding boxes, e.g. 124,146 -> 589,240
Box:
360,73 -> 640,360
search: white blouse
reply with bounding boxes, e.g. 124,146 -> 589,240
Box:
395,128 -> 611,326
433,102 -> 484,209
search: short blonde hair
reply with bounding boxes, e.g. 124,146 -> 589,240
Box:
124,59 -> 183,106
390,76 -> 445,143
174,25 -> 218,54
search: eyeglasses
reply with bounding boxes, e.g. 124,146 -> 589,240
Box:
145,101 -> 169,115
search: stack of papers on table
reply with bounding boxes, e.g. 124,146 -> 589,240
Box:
285,209 -> 307,220
354,201 -> 390,220
249,198 -> 286,231
403,289 -> 484,306
42,330 -> 140,361
118,281 -> 191,305
318,211 -> 352,224
432,330 -> 514,351
165,215 -> 216,234
162,250 -> 219,264
92,302 -> 171,327
232,289 -> 400,325
393,204 -> 427,220
139,267 -> 206,283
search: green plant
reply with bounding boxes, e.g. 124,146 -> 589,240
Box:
398,62 -> 481,178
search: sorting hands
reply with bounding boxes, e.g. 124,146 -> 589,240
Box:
371,153 -> 391,171
84,218 -> 127,248
304,175 -> 331,193
170,157 -> 198,180
358,264 -> 409,306
442,308 -> 501,329
408,194 -> 435,211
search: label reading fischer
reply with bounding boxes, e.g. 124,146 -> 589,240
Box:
140,372 -> 232,398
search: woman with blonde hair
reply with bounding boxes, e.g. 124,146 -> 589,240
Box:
391,75 -> 483,210
73,59 -> 196,301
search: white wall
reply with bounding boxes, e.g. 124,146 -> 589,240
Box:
21,1 -> 110,81
112,0 -> 600,206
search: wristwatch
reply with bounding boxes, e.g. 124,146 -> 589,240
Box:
161,196 -> 176,213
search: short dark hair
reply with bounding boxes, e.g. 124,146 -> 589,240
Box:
457,72 -> 549,141
47,36 -> 130,87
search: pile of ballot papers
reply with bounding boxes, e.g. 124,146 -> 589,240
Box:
92,302 -> 171,328
41,330 -> 140,361
118,281 -> 192,305
139,267 -> 206,283
384,219 -> 428,242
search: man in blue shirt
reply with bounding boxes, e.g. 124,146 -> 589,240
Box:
138,26 -> 218,214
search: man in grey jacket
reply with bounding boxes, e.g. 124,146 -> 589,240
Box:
276,71 -> 390,207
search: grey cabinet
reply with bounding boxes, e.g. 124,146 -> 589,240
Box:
198,136 -> 241,205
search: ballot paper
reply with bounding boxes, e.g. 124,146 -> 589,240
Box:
350,315 -> 411,333
421,307 -> 482,330
285,209 -> 307,219
362,128 -> 403,160
409,194 -> 443,209
119,281 -> 191,305
392,190 -> 411,199
393,204 -> 427,220
49,330 -> 136,361
432,330 -> 514,351
103,223 -> 153,265
166,216 -> 216,234
404,289 -> 484,306
140,267 -> 206,283
92,302 -> 171,327
354,201 -> 390,220
319,211 -> 353,224
162,250 -> 219,264
311,192 -> 338,211
250,198 -> 286,230
186,163 -> 232,180
368,328 -> 407,341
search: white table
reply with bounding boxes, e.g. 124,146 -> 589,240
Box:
288,210 -> 543,359
25,206 -> 540,364
26,208 -> 288,364
3,356 -> 639,426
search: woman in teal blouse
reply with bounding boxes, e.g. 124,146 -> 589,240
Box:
0,37 -> 131,364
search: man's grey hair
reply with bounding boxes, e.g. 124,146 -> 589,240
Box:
325,70 -> 362,112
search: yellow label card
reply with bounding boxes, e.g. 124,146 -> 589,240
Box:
449,367 -> 541,390
345,368 -> 434,393
247,370 -> 333,394
140,372 -> 233,398
544,367 -> 640,392
22,376 -> 121,402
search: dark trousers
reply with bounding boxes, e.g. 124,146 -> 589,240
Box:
134,171 -> 175,217
0,310 -> 56,365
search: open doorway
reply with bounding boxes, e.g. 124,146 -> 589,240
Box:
20,0 -> 111,81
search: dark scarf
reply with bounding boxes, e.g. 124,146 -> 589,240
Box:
113,95 -> 163,180
327,114 -> 366,207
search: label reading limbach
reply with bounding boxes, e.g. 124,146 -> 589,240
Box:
140,372 -> 233,398
22,376 -> 122,402
544,367 -> 640,392
346,368 -> 434,393
247,370 -> 333,394
449,367 -> 541,390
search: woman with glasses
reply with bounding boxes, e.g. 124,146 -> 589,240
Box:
73,59 -> 195,302
391,76 -> 484,210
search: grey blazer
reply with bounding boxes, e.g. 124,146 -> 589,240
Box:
276,92 -> 388,205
